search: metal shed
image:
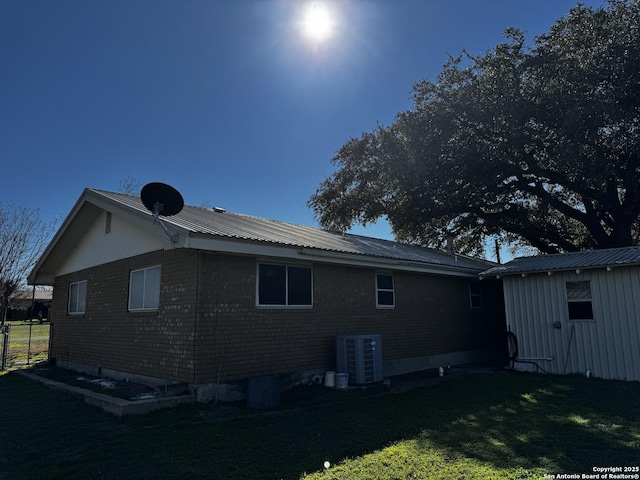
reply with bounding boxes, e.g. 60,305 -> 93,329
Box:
481,247 -> 640,381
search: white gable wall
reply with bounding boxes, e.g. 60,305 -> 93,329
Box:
504,266 -> 640,381
58,210 -> 169,275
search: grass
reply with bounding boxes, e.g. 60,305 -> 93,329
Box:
0,369 -> 638,480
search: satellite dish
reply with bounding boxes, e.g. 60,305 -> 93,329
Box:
141,182 -> 184,217
140,182 -> 184,246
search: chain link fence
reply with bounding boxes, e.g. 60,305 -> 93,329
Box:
0,321 -> 50,370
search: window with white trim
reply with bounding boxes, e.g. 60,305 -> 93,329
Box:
257,263 -> 312,306
469,281 -> 483,309
68,280 -> 87,314
129,266 -> 161,311
566,281 -> 594,320
376,273 -> 395,308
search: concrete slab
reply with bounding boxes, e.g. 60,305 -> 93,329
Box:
19,371 -> 194,416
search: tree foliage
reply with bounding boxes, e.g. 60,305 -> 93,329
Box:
117,176 -> 143,195
0,202 -> 53,324
309,0 -> 640,255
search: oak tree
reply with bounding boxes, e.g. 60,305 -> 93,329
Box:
309,0 -> 640,255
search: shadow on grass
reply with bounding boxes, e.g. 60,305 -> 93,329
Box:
410,374 -> 640,474
292,372 -> 639,478
1,369 -> 639,480
120,371 -> 640,479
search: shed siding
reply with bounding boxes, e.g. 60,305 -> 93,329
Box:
504,267 -> 640,381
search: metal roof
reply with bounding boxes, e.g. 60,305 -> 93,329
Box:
481,246 -> 640,277
91,189 -> 495,273
13,290 -> 53,301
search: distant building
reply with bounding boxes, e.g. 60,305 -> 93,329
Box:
8,289 -> 52,321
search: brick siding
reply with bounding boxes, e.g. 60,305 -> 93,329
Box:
50,249 -> 505,385
194,252 -> 505,383
50,249 -> 198,383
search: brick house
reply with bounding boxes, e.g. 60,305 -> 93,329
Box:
29,188 -> 506,401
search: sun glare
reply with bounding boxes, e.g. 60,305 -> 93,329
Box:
302,3 -> 333,42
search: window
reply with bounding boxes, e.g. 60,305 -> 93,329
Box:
129,266 -> 161,311
469,281 -> 483,309
566,281 -> 594,320
258,264 -> 312,306
68,281 -> 87,314
376,273 -> 394,308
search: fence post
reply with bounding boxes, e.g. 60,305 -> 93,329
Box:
1,324 -> 10,371
27,320 -> 33,366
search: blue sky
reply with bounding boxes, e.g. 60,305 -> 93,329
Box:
1,0 -> 603,252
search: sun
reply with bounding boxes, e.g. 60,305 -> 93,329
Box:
302,3 -> 334,42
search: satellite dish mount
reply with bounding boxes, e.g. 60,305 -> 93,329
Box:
140,182 -> 184,246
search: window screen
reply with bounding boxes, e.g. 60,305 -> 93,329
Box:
69,281 -> 87,314
129,266 -> 161,310
376,273 -> 395,308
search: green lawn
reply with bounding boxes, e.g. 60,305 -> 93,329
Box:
0,369 -> 638,480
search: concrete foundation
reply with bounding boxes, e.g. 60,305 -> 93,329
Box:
56,359 -> 183,388
383,348 -> 504,377
192,369 -> 327,403
19,371 -> 194,416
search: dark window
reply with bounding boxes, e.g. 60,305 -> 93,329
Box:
566,281 -> 594,320
258,264 -> 312,306
469,281 -> 483,309
568,301 -> 594,320
258,264 -> 286,305
288,266 -> 312,305
376,273 -> 395,308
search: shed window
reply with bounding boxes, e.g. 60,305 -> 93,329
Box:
469,281 -> 483,309
565,281 -> 594,320
129,266 -> 161,311
376,273 -> 395,308
258,264 -> 312,307
68,281 -> 87,314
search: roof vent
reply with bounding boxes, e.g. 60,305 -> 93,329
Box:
105,211 -> 112,234
446,233 -> 455,255
212,207 -> 226,213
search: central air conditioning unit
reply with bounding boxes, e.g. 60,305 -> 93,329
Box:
336,334 -> 383,385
